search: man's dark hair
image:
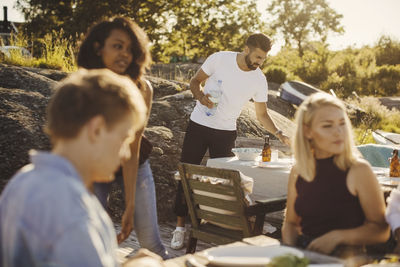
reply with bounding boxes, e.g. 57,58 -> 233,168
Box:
246,33 -> 272,52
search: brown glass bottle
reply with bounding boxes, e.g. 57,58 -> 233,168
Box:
262,135 -> 271,162
390,149 -> 400,177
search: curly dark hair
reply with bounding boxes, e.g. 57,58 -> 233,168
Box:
77,17 -> 151,90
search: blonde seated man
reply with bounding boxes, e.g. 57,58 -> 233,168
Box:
0,69 -> 147,266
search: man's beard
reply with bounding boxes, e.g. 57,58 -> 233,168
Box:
245,55 -> 259,70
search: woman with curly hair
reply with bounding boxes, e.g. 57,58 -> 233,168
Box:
77,17 -> 169,259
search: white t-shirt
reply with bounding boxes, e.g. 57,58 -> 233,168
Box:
190,51 -> 268,131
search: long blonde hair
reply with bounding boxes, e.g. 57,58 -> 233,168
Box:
293,92 -> 360,181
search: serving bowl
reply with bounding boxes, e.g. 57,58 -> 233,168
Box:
231,147 -> 262,161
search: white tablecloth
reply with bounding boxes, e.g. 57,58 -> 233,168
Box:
372,166 -> 400,188
205,160 -> 394,201
206,156 -> 291,201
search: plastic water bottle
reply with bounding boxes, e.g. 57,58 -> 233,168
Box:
205,80 -> 223,116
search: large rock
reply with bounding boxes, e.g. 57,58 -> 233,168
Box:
0,65 -> 55,189
0,63 -> 295,221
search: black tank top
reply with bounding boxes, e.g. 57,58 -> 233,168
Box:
295,157 -> 365,239
114,135 -> 152,178
139,135 -> 153,165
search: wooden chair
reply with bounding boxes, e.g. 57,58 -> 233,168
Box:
178,163 -> 286,254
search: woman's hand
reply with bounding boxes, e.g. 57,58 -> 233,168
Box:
306,230 -> 342,254
282,166 -> 301,246
117,205 -> 135,244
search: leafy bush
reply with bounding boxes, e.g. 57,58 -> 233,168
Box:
370,65 -> 400,95
265,65 -> 287,84
321,72 -> 345,97
37,29 -> 76,71
375,35 -> 400,66
353,128 -> 375,145
347,96 -> 400,144
267,47 -> 302,76
294,43 -> 330,85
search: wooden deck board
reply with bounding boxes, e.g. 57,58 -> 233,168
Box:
115,210 -> 285,263
115,222 -> 213,263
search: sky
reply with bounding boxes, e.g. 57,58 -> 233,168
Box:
1,0 -> 400,54
256,0 -> 400,54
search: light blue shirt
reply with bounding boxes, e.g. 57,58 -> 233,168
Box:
0,151 -> 119,267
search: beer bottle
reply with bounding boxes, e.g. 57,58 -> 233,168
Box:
390,149 -> 400,177
262,135 -> 271,162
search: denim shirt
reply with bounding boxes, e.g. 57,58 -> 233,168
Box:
0,151 -> 119,267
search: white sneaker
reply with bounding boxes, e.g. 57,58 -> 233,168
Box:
171,229 -> 185,250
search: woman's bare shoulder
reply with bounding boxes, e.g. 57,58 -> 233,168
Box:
288,165 -> 299,182
350,158 -> 373,172
348,158 -> 375,182
144,79 -> 153,92
291,164 -> 299,174
141,79 -> 153,105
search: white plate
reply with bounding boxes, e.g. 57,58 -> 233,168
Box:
204,245 -> 304,267
309,265 -> 343,267
258,161 -> 290,169
378,176 -> 400,187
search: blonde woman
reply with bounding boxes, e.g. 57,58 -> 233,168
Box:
282,92 -> 389,256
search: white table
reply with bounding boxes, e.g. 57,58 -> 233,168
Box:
206,159 -> 395,201
372,166 -> 400,188
206,156 -> 291,201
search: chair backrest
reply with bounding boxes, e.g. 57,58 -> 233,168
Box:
178,163 -> 252,236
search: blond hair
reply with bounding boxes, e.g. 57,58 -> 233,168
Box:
293,92 -> 360,181
45,68 -> 147,140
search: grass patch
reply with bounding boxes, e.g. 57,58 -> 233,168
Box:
1,30 -> 76,72
348,96 -> 400,144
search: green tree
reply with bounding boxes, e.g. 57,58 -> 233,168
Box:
15,0 -> 174,41
15,0 -> 75,38
16,0 -> 267,62
266,0 -> 344,57
157,0 -> 267,62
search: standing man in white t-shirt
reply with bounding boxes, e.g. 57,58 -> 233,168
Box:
171,33 -> 290,250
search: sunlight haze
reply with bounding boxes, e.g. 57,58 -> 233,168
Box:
256,0 -> 400,54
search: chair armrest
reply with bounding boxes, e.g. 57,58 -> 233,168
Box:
245,197 -> 287,216
255,197 -> 287,206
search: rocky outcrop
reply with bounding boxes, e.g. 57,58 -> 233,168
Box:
0,65 -> 57,189
0,63 -> 295,221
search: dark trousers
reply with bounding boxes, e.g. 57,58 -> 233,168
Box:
174,120 -> 237,217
